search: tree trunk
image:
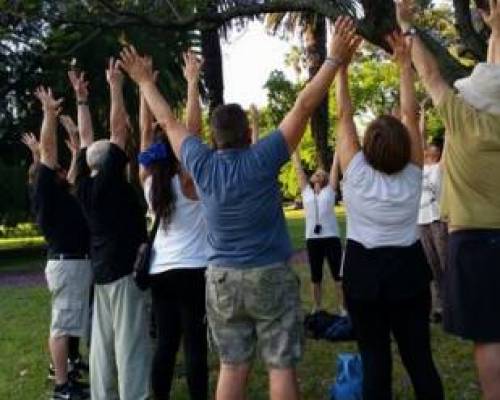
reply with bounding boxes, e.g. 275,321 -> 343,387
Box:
305,16 -> 331,171
201,27 -> 224,115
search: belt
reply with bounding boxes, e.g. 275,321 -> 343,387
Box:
48,253 -> 90,261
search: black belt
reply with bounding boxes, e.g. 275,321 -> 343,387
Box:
48,253 -> 90,261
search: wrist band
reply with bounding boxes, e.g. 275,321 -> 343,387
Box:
403,27 -> 417,37
325,56 -> 343,69
77,100 -> 88,106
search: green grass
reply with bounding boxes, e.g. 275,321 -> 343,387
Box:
0,237 -> 45,251
0,209 -> 482,399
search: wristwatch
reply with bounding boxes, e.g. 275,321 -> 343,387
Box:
325,56 -> 343,69
402,27 -> 417,37
77,100 -> 88,106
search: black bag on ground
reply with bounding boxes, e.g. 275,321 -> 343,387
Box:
133,216 -> 161,290
304,310 -> 356,342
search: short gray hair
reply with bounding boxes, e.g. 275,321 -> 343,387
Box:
86,140 -> 111,172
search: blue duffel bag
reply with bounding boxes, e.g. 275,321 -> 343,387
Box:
329,353 -> 363,400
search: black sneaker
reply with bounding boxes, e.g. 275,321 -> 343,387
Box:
50,382 -> 89,400
69,357 -> 89,375
48,364 -> 55,381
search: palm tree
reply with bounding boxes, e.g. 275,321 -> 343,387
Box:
267,13 -> 332,170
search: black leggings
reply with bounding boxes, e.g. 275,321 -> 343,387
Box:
306,237 -> 342,283
150,268 -> 208,400
346,290 -> 444,400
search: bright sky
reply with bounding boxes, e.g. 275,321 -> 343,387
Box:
222,21 -> 300,108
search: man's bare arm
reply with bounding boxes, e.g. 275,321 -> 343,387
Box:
280,17 -> 361,153
183,51 -> 203,136
119,46 -> 189,159
68,70 -> 93,148
396,0 -> 450,106
106,58 -> 128,150
330,152 -> 341,191
481,0 -> 500,64
250,104 -> 260,144
35,87 -> 63,169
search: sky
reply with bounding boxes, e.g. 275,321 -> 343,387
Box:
221,21 -> 300,108
221,1 -> 452,108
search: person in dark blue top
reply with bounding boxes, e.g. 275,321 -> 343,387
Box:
120,17 -> 360,400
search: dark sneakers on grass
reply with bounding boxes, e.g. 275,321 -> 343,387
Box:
50,381 -> 89,400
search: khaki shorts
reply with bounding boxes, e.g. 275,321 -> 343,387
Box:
46,259 -> 93,338
206,263 -> 304,369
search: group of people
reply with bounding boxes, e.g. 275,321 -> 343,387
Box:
21,0 -> 500,399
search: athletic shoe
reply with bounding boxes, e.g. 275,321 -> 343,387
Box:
69,357 -> 89,375
48,364 -> 55,381
50,382 -> 89,400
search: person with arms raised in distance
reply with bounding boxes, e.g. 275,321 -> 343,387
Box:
138,52 -> 208,400
30,86 -> 92,400
336,31 -> 443,399
73,60 -> 152,400
119,17 -> 360,400
291,150 -> 344,315
397,0 -> 500,398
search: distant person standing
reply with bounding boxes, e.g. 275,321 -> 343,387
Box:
417,117 -> 447,322
31,86 -> 92,400
292,151 -> 343,314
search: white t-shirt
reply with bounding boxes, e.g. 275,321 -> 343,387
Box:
144,175 -> 208,275
343,152 -> 422,249
302,185 -> 339,239
418,163 -> 442,225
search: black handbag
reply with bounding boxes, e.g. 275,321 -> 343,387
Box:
133,215 -> 161,290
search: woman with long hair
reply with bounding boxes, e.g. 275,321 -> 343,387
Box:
336,33 -> 444,399
138,53 -> 208,400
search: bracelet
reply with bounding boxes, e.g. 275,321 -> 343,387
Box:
77,100 -> 88,106
325,56 -> 343,69
402,27 -> 417,37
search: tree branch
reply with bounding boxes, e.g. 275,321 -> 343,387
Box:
453,0 -> 487,60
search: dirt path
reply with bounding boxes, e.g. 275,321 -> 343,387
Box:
0,250 -> 308,289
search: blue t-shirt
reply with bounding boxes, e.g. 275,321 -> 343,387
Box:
181,130 -> 293,268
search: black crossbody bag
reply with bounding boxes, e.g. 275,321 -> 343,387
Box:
133,216 -> 161,291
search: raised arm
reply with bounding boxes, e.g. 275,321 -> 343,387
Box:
59,115 -> 80,184
68,70 -> 93,149
34,86 -> 63,169
119,46 -> 189,159
280,17 -> 360,153
183,51 -> 203,136
291,151 -> 308,192
106,58 -> 128,150
479,0 -> 500,63
249,104 -> 260,144
330,152 -> 341,191
396,0 -> 450,106
336,60 -> 361,173
21,132 -> 40,164
388,31 -> 423,167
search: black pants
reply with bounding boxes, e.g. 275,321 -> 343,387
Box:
150,268 -> 208,400
306,237 -> 342,283
346,290 -> 444,400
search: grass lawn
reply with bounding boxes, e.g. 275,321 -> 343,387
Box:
0,209 -> 481,399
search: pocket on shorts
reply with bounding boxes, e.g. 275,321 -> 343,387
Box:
207,270 -> 236,321
52,298 -> 83,334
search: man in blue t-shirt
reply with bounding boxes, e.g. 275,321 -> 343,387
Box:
120,17 -> 359,400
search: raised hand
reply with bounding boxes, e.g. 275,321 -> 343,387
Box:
386,31 -> 413,67
118,46 -> 155,85
59,114 -> 78,136
21,132 -> 40,156
183,50 -> 203,83
480,0 -> 500,33
106,57 -> 124,88
395,0 -> 416,30
34,86 -> 63,115
68,70 -> 89,101
329,17 -> 362,65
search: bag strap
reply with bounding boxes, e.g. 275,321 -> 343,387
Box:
148,215 -> 161,245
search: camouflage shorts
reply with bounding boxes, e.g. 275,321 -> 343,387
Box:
206,263 -> 304,369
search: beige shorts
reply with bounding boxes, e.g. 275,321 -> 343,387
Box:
46,259 -> 93,338
206,263 -> 304,369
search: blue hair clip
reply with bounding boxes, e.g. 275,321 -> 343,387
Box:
138,142 -> 169,167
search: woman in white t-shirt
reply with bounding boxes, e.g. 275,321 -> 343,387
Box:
292,151 -> 343,313
138,53 -> 208,400
335,34 -> 443,399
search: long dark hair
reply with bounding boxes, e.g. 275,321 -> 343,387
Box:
148,133 -> 179,227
